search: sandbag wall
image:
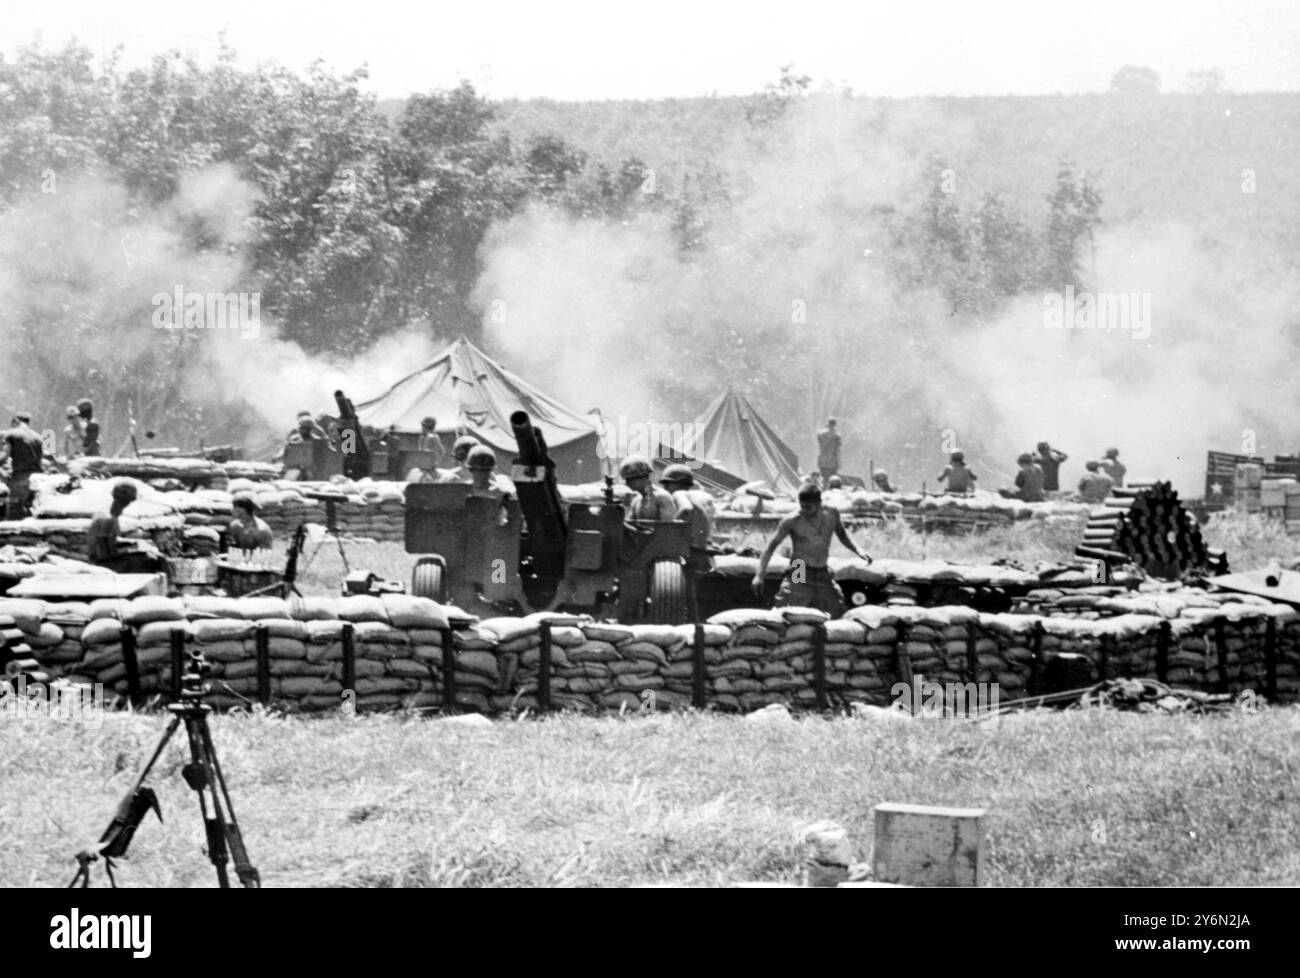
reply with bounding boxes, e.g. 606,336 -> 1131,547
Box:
0,490 -> 409,558
0,517 -> 186,561
235,488 -> 408,543
5,592 -> 1299,714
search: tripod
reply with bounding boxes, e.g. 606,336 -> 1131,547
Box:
70,664 -> 260,888
295,493 -> 352,582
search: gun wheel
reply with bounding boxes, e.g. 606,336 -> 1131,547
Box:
646,560 -> 688,625
411,557 -> 446,603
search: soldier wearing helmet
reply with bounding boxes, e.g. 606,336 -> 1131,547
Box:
620,455 -> 676,523
1034,440 -> 1069,494
871,470 -> 894,493
937,451 -> 977,494
465,445 -> 509,499
228,492 -> 274,553
999,452 -> 1046,502
1098,447 -> 1126,487
432,434 -> 482,484
660,463 -> 715,573
86,480 -> 166,573
1077,460 -> 1114,504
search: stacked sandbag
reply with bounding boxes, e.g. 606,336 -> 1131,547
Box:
68,598 -> 181,694
0,516 -> 185,560
701,609 -> 787,712
252,480 -> 409,542
773,612 -> 881,709
1021,586 -> 1133,619
1276,612 -> 1300,697
336,594 -> 421,711
844,605 -> 985,691
220,461 -> 283,482
663,621 -> 732,706
71,456 -> 227,486
0,598 -> 53,681
185,599 -> 258,708
448,620 -> 504,714
378,593 -> 448,711
18,588 -> 1300,715
31,602 -> 93,677
286,597 -> 349,711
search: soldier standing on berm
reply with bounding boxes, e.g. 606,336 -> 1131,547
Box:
816,418 -> 841,483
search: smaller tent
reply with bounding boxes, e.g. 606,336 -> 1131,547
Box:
664,388 -> 802,497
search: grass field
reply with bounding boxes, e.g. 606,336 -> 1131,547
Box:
3,705 -> 1298,887
4,511 -> 1297,888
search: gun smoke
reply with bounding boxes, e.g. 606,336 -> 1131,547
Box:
476,94 -> 1300,494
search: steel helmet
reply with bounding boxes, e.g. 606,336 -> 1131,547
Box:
950,451 -> 964,463
1104,447 -> 1119,458
466,445 -> 496,471
232,492 -> 259,513
452,435 -> 480,460
111,480 -> 138,503
1017,452 -> 1034,465
620,456 -> 652,480
1085,460 -> 1101,472
659,463 -> 694,487
421,416 -> 437,430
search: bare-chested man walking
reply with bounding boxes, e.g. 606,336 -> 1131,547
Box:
751,482 -> 871,616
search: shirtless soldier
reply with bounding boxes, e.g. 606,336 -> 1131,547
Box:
751,482 -> 871,615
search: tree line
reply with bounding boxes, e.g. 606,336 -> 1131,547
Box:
1,42 -> 1104,457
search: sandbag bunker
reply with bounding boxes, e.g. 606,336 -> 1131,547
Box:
4,585 -> 1297,716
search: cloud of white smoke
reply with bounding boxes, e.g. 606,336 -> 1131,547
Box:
475,93 -> 1300,496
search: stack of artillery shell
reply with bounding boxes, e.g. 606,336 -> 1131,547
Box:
1075,481 -> 1227,579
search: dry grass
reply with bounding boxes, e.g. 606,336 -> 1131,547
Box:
3,704 -> 1299,887
6,510 -> 1294,888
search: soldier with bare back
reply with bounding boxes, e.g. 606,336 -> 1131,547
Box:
751,483 -> 871,616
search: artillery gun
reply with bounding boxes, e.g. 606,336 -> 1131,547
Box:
404,410 -> 692,623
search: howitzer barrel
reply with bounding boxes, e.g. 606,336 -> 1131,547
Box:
333,389 -> 370,479
508,410 -> 566,563
511,411 -> 550,468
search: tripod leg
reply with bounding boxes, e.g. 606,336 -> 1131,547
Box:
198,718 -> 260,888
180,712 -> 231,888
